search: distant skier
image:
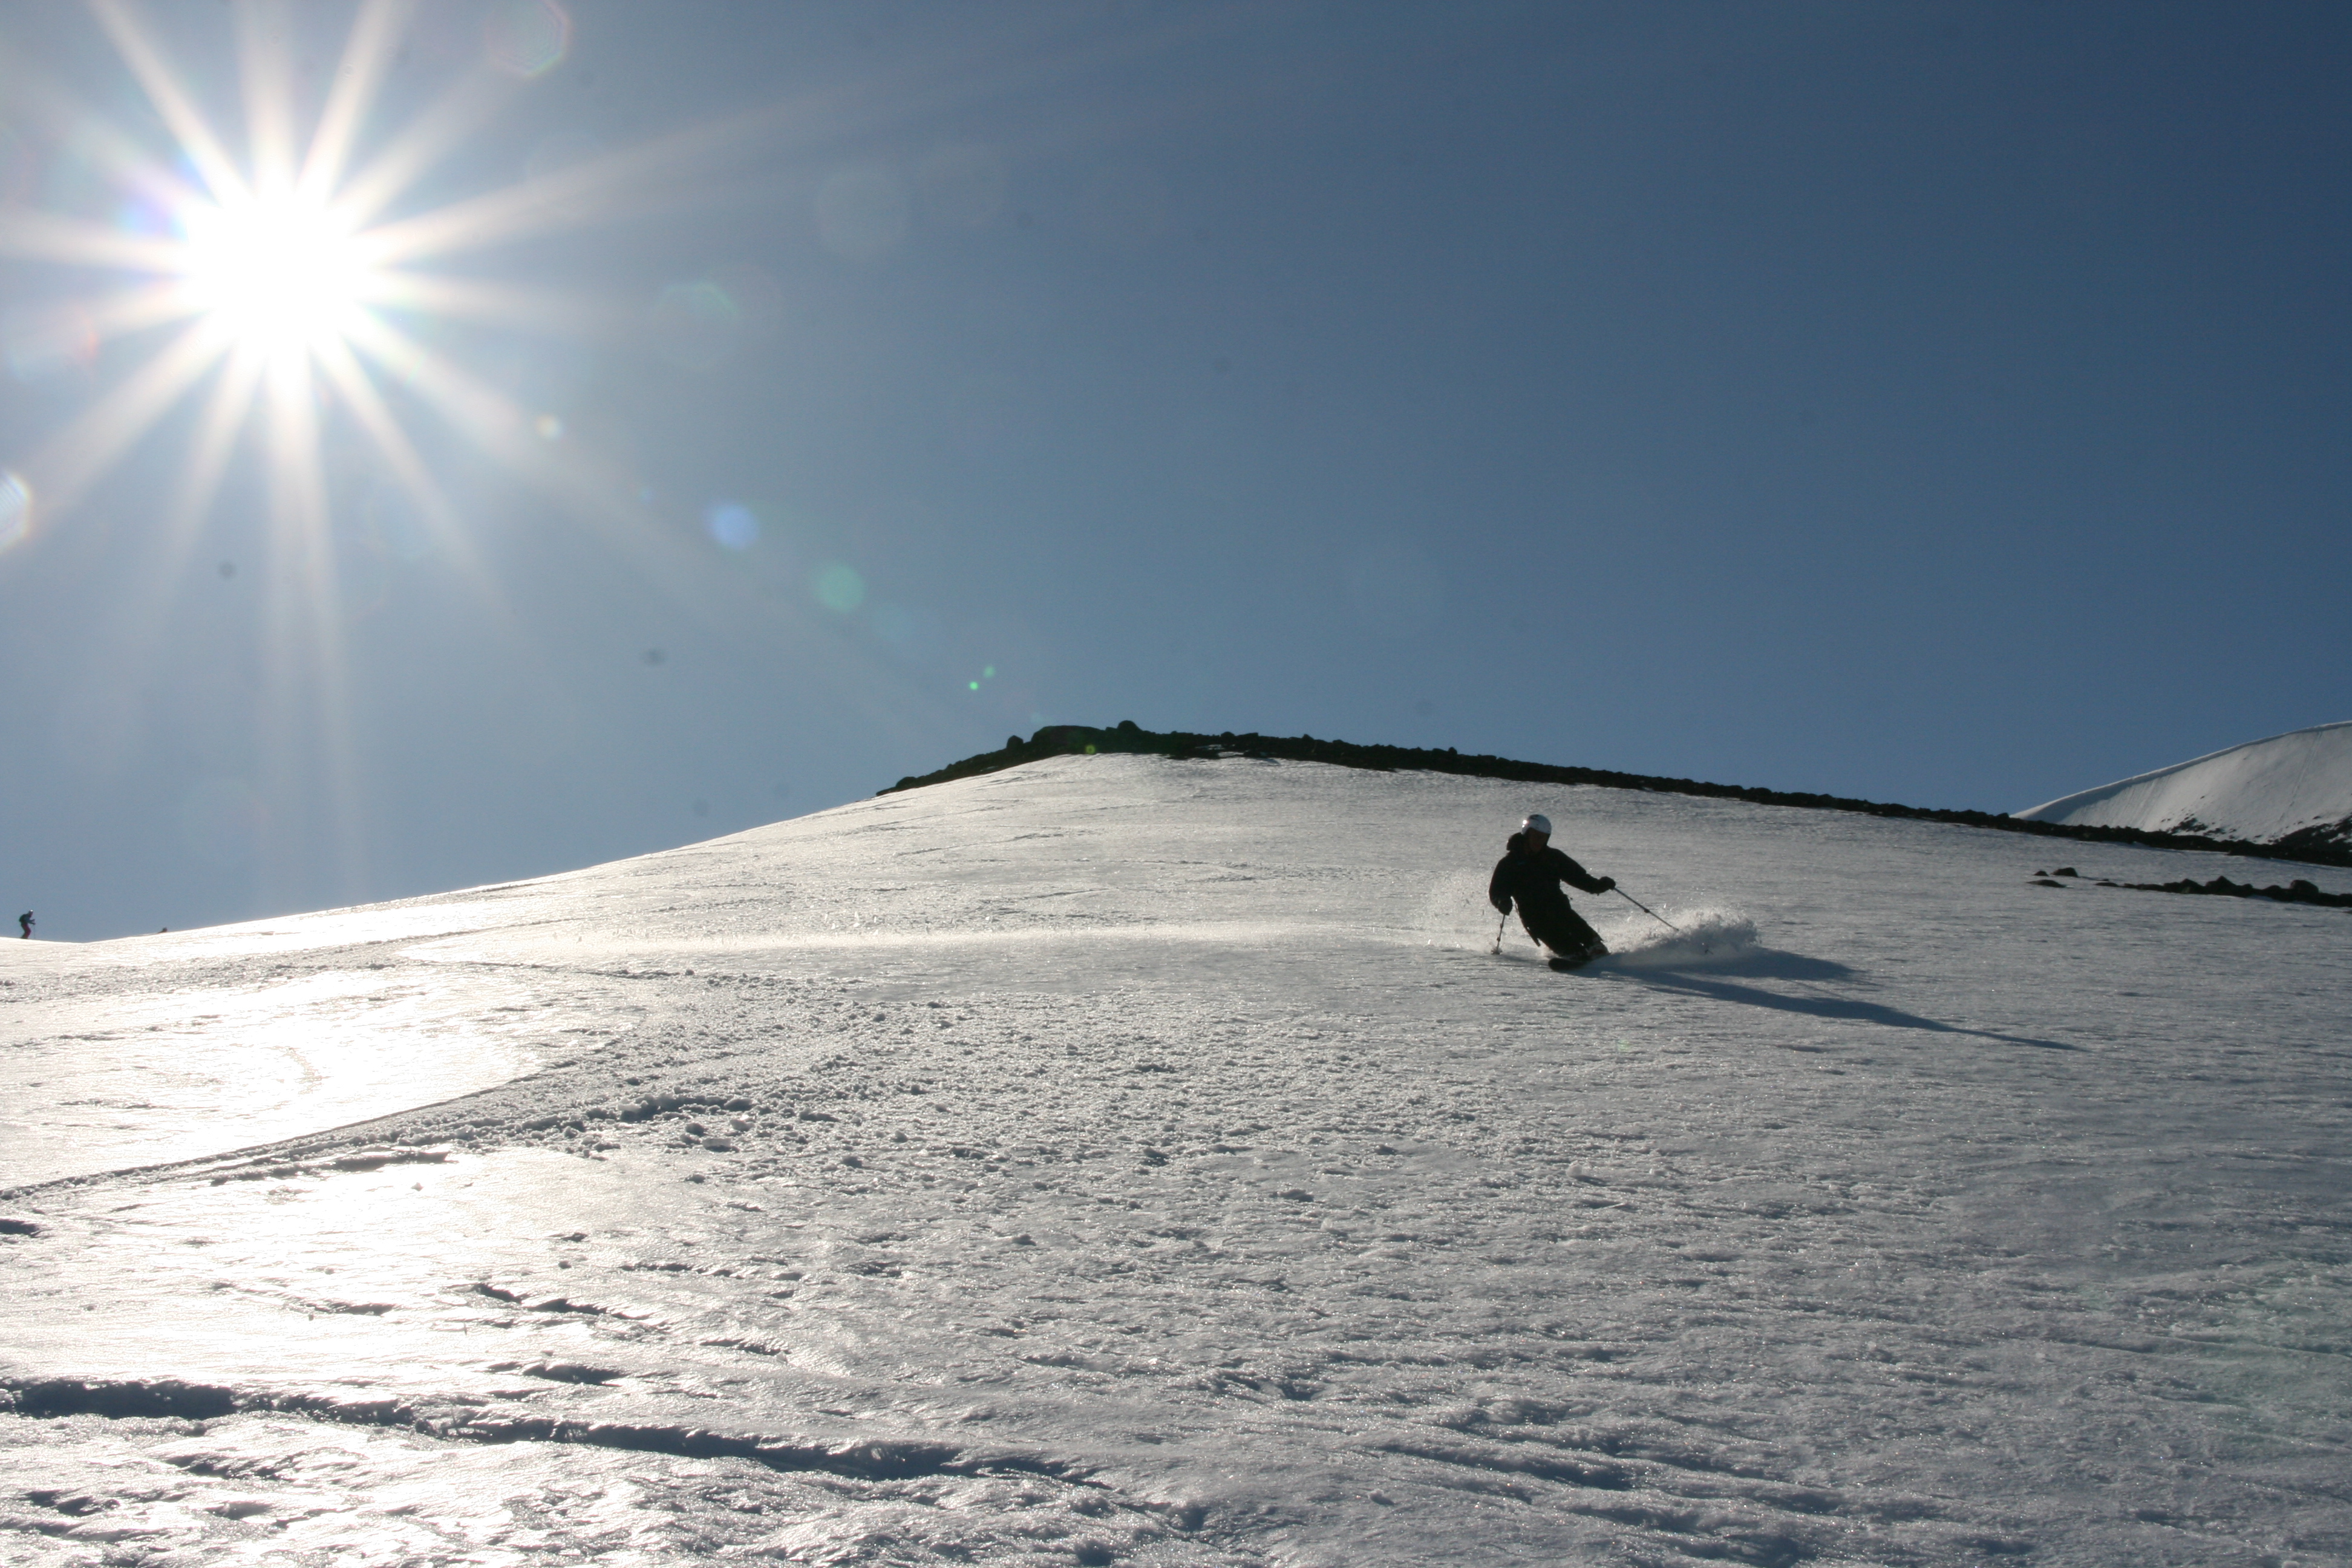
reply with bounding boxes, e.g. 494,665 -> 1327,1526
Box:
16,911 -> 31,939
1489,815 -> 1613,970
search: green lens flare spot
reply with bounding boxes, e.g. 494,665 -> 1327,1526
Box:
812,563 -> 865,613
968,681 -> 980,691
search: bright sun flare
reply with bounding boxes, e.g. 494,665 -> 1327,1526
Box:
0,0 -> 827,897
0,0 -> 659,541
178,194 -> 372,351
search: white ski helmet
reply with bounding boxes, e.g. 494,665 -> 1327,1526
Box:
1521,814 -> 1552,837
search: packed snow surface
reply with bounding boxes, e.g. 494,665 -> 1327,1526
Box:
2016,719 -> 2352,843
4,754 -> 2350,1566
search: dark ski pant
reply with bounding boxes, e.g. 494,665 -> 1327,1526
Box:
1520,904 -> 1606,961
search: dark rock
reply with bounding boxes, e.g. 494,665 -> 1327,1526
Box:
2117,874 -> 2352,908
523,1362 -> 622,1384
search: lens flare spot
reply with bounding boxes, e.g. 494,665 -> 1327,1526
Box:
983,665 -> 996,679
485,0 -> 571,78
708,261 -> 786,337
968,681 -> 980,692
649,279 -> 745,370
114,194 -> 174,238
0,472 -> 30,550
534,413 -> 564,441
705,501 -> 759,550
812,563 -> 864,613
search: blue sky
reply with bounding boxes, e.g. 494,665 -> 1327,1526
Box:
2,0 -> 2347,939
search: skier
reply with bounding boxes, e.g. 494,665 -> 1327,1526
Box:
16,911 -> 31,939
1489,814 -> 1613,970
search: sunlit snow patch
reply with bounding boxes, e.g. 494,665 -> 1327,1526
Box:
1596,907 -> 1758,969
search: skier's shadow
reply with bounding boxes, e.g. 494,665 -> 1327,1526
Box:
1601,950 -> 2079,1051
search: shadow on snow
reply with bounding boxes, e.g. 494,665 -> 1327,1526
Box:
1598,949 -> 2080,1051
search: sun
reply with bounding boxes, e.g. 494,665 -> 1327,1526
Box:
0,0 -> 694,886
0,0 -> 665,540
178,192 -> 374,356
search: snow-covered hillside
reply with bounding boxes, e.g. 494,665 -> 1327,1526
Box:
4,755 -> 2349,1566
2017,720 -> 2352,850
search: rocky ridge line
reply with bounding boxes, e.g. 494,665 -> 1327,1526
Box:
884,722 -> 2352,870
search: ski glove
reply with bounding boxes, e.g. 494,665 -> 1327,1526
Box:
1491,895 -> 1511,915
1596,877 -> 1616,892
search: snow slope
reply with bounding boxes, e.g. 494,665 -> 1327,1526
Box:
3,754 -> 2349,1566
2016,719 -> 2352,846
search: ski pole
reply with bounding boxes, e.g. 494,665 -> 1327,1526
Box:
1613,885 -> 1712,954
1614,885 -> 1684,935
1489,912 -> 1507,955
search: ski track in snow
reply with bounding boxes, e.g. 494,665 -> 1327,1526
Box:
2,754 -> 2349,1566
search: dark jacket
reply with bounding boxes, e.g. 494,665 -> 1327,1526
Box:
1489,833 -> 1610,916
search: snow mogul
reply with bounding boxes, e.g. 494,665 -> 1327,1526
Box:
1489,814 -> 1615,970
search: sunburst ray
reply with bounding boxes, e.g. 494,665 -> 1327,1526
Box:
297,0 -> 416,204
329,69 -> 520,232
0,208 -> 191,272
233,0 -> 304,197
85,0 -> 253,207
30,318 -> 230,512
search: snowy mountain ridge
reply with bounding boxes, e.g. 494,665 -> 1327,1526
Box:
2017,719 -> 2352,855
898,722 -> 2352,867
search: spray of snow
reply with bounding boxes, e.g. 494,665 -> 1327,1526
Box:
1415,869 -> 1511,951
1596,906 -> 1759,969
